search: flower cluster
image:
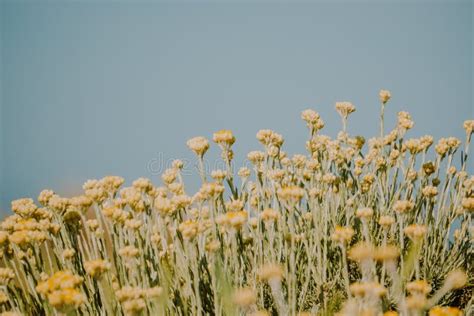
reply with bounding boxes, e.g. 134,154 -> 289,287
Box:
0,90 -> 472,315
35,271 -> 85,312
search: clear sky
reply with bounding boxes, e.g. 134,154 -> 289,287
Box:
0,0 -> 472,214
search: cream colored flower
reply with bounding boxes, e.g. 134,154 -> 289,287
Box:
406,280 -> 432,295
461,197 -> 474,212
277,186 -> 305,203
11,198 -> 37,217
260,208 -> 279,222
187,136 -> 210,156
62,249 -> 76,260
232,287 -> 256,308
393,200 -> 414,213
347,242 -> 375,262
463,119 -> 474,135
355,207 -> 374,219
378,215 -> 395,228
36,271 -> 85,310
374,245 -> 399,262
350,281 -> 386,297
38,190 -> 55,206
398,111 -> 414,130
422,185 -> 438,198
118,246 -> 140,258
335,102 -> 356,118
211,169 -> 226,182
0,268 -> 15,285
429,306 -> 463,316
379,89 -> 391,104
213,129 -> 235,145
178,220 -> 199,240
256,129 -> 284,147
237,167 -> 251,179
84,260 -> 111,278
258,263 -> 283,282
301,109 -> 325,131
404,224 -> 427,240
444,269 -> 467,290
331,226 -> 354,244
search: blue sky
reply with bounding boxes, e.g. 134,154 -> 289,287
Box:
0,1 -> 472,213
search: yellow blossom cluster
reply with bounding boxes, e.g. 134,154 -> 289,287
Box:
0,89 -> 471,315
36,271 -> 85,311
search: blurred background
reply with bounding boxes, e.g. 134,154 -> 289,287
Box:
0,0 -> 472,215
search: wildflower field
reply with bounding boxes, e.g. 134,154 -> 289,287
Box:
0,91 -> 472,316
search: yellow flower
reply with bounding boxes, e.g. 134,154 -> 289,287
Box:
84,260 -> 111,278
256,129 -> 284,147
393,200 -> 414,213
260,208 -> 279,222
132,177 -> 153,193
463,120 -> 474,135
301,109 -> 320,125
120,245 -> 140,258
277,186 -> 305,203
349,281 -> 386,297
422,185 -> 438,198
429,306 -> 463,316
335,102 -> 356,118
211,169 -> 226,182
404,224 -> 427,240
0,268 -> 15,285
301,109 -> 325,131
232,287 -> 256,308
36,271 -> 85,310
331,226 -> 354,244
347,242 -> 375,262
11,198 -> 37,217
0,290 -> 9,304
62,249 -> 75,260
178,220 -> 199,240
38,190 -> 55,206
355,207 -> 374,219
379,89 -> 391,104
247,151 -> 265,164
48,288 -> 85,309
258,263 -> 283,282
187,136 -> 210,156
461,197 -> 474,212
406,280 -> 432,295
225,210 -> 248,229
406,294 -> 427,310
238,167 -> 251,178
378,215 -> 395,228
444,269 -> 467,290
374,245 -> 399,262
213,129 -> 235,146
397,111 -> 414,130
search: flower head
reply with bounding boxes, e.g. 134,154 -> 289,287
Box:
213,129 -> 235,146
463,120 -> 474,135
36,271 -> 85,310
335,102 -> 356,118
258,263 -> 283,282
331,226 -> 354,244
84,260 -> 111,278
404,224 -> 427,240
379,89 -> 391,104
429,306 -> 463,316
232,287 -> 256,308
187,136 -> 210,156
